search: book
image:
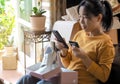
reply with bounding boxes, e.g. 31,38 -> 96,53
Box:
66,5 -> 79,21
30,67 -> 61,80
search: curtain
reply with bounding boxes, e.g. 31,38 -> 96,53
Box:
31,0 -> 67,30
50,0 -> 66,29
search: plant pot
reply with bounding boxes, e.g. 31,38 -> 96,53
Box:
4,46 -> 16,54
30,16 -> 46,31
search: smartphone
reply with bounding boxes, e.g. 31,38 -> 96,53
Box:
69,41 -> 79,48
52,30 -> 69,49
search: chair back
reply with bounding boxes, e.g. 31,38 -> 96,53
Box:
50,21 -> 81,43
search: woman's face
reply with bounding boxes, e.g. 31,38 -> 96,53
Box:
78,6 -> 101,32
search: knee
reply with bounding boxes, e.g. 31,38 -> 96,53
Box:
16,74 -> 33,84
37,80 -> 52,84
20,74 -> 32,80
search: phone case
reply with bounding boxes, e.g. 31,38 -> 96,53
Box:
52,30 -> 69,49
69,41 -> 79,48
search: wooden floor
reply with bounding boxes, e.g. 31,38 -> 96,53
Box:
0,60 -> 24,84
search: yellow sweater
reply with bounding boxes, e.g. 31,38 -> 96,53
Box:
60,30 -> 115,84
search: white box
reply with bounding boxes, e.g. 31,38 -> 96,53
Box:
26,63 -> 78,84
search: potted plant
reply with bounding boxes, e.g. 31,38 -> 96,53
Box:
4,36 -> 15,54
30,2 -> 46,31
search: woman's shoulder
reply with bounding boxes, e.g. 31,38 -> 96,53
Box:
102,33 -> 113,42
98,33 -> 114,47
75,30 -> 85,36
72,30 -> 85,40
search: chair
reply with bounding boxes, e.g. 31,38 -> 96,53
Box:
26,21 -> 81,84
50,20 -> 81,43
26,20 -> 81,72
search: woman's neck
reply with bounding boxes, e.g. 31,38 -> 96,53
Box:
86,28 -> 104,37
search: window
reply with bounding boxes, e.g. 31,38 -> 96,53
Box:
15,0 -> 52,66
19,0 -> 32,22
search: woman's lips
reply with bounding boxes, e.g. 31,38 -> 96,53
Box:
81,25 -> 87,30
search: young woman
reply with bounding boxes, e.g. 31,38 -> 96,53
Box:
55,0 -> 115,84
17,0 -> 115,84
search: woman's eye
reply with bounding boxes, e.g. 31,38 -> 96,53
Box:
79,15 -> 89,19
83,16 -> 89,18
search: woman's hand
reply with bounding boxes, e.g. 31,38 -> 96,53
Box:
72,46 -> 92,68
72,46 -> 87,59
54,39 -> 68,57
55,39 -> 65,50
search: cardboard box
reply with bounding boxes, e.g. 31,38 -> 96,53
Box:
30,66 -> 78,84
2,53 -> 17,70
60,68 -> 78,84
49,68 -> 78,84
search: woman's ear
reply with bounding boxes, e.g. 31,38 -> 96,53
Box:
97,14 -> 102,23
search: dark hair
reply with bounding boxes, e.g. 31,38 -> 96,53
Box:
77,0 -> 113,31
118,0 -> 120,3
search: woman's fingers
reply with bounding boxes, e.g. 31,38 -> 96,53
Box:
55,40 -> 65,50
72,47 -> 86,58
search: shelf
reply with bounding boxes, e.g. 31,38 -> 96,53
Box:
24,30 -> 51,43
23,30 -> 51,74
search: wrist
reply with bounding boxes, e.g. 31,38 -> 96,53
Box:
59,49 -> 68,57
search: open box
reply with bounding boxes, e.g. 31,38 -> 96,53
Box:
27,63 -> 78,84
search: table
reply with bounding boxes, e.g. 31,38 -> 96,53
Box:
24,30 -> 51,73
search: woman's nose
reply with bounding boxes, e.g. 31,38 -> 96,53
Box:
79,18 -> 84,24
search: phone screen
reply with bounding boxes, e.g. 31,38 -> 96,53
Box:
69,41 -> 79,48
52,30 -> 69,49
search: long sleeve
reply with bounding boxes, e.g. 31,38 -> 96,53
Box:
87,40 -> 115,82
59,30 -> 115,84
59,49 -> 72,68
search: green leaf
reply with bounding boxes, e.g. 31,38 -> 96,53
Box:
31,6 -> 46,16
